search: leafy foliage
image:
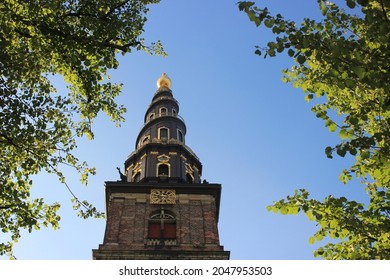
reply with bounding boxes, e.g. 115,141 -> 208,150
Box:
0,0 -> 163,258
239,0 -> 390,259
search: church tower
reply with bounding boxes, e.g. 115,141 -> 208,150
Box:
93,74 -> 229,260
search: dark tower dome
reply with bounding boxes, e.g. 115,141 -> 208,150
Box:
125,73 -> 202,184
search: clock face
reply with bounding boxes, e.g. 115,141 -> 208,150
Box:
150,189 -> 176,204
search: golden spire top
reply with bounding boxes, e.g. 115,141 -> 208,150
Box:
157,73 -> 171,89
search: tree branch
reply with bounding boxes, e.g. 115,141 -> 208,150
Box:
379,0 -> 389,23
62,11 -> 109,22
104,0 -> 133,18
102,41 -> 141,52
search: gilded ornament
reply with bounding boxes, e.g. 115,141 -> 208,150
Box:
150,189 -> 176,204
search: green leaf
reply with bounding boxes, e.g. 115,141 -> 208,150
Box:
297,55 -> 306,64
306,211 -> 315,221
272,25 -> 281,34
308,236 -> 315,244
351,66 -> 365,79
238,1 -> 255,11
268,48 -> 276,57
373,169 -> 381,179
315,234 -> 324,241
264,19 -> 274,28
325,146 -> 333,158
325,119 -> 337,132
347,0 -> 356,9
320,1 -> 328,15
304,94 -> 314,102
361,150 -> 370,159
336,146 -> 347,157
280,206 -> 288,215
248,10 -> 261,26
289,206 -> 300,215
357,0 -> 369,6
316,247 -> 325,255
330,220 -> 338,228
339,129 -> 350,139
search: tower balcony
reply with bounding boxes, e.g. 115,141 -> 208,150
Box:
150,95 -> 179,106
140,111 -> 186,133
148,111 -> 185,124
127,137 -> 200,162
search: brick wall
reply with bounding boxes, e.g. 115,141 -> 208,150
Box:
93,182 -> 229,259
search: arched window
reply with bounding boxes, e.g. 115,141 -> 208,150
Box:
158,127 -> 169,140
142,135 -> 150,145
148,113 -> 155,121
158,164 -> 169,176
160,107 -> 167,116
147,209 -> 177,246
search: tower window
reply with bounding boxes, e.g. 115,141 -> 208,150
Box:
158,164 -> 169,176
172,109 -> 177,115
148,222 -> 176,239
142,135 -> 150,145
148,113 -> 155,121
160,107 -> 167,116
177,129 -> 184,143
147,209 -> 177,246
158,127 -> 169,139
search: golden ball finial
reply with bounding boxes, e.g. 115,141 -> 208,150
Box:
157,73 -> 171,89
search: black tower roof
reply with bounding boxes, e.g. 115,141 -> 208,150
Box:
124,73 -> 202,184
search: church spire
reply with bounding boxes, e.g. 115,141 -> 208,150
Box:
124,73 -> 201,184
93,74 -> 229,260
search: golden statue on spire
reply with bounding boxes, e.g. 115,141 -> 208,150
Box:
157,73 -> 171,89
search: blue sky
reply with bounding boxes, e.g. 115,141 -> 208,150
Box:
6,0 -> 368,260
